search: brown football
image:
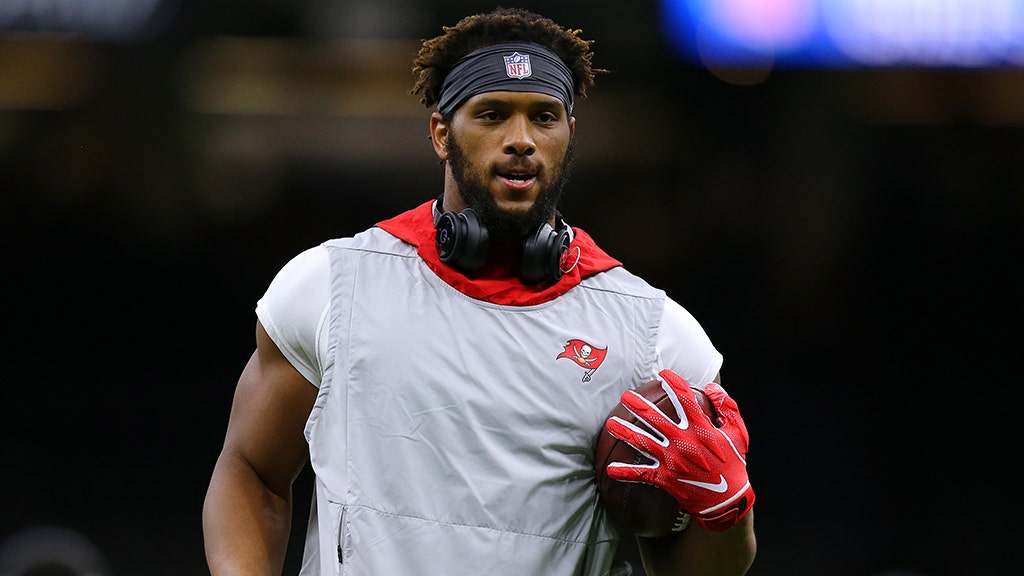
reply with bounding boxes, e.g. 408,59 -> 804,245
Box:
594,379 -> 720,537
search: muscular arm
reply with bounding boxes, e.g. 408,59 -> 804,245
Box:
636,373 -> 757,576
203,321 -> 319,575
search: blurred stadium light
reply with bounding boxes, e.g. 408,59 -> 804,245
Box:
662,0 -> 1024,69
0,525 -> 110,576
0,0 -> 180,42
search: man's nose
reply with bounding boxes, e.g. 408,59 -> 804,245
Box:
503,115 -> 536,156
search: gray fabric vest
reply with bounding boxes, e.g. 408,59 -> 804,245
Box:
302,226 -> 664,575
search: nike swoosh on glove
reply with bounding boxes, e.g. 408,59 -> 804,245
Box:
604,369 -> 755,532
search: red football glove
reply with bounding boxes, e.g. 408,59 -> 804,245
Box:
604,369 -> 755,532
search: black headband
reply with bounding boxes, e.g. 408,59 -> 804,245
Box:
437,42 -> 575,116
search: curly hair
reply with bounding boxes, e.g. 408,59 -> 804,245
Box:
411,8 -> 605,111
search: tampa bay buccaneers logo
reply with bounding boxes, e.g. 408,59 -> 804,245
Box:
557,339 -> 608,382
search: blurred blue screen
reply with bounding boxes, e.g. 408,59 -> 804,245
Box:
661,0 -> 1024,68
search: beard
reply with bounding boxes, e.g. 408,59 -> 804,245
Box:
446,131 -> 578,240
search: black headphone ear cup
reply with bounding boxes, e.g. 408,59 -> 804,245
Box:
436,209 -> 489,271
521,223 -> 570,284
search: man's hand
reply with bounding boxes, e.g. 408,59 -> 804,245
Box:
604,369 -> 754,531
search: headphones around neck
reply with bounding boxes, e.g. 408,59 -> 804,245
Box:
435,206 -> 571,285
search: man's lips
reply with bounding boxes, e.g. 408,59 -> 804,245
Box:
497,174 -> 537,190
496,163 -> 539,190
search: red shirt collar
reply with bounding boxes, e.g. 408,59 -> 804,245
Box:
376,200 -> 621,306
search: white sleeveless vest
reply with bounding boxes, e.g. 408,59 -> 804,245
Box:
300,223 -> 666,575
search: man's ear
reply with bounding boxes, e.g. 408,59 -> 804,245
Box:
430,112 -> 448,160
568,116 -> 576,140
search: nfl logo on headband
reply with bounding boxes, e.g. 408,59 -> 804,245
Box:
436,43 -> 573,115
503,52 -> 532,79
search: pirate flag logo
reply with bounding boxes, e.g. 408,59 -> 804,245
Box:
557,339 -> 608,382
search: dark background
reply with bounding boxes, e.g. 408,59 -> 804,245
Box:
2,1 -> 1022,575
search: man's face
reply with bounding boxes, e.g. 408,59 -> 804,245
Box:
445,91 -> 577,240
